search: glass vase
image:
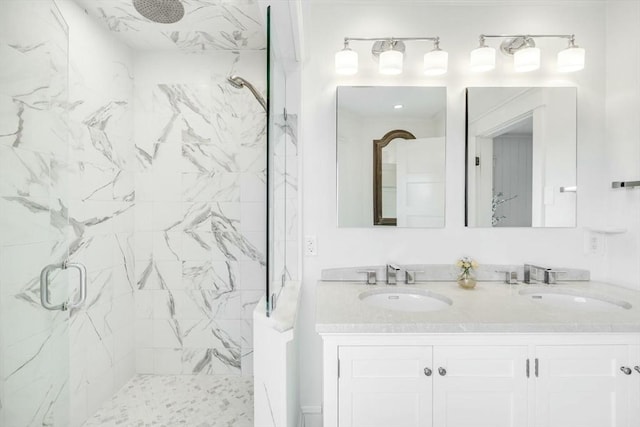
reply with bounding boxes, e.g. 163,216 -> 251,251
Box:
457,271 -> 477,290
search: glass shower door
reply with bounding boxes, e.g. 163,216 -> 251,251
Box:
0,1 -> 71,425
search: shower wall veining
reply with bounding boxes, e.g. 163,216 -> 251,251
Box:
57,1 -> 136,425
132,50 -> 266,378
0,1 -> 73,425
1,0 -> 268,425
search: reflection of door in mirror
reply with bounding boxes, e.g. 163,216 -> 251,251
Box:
337,86 -> 447,228
396,138 -> 446,227
374,131 -> 446,226
466,87 -> 577,228
475,117 -> 533,227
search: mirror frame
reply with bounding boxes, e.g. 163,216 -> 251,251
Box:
373,129 -> 416,226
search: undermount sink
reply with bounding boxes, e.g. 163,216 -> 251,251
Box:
519,288 -> 632,310
359,288 -> 453,312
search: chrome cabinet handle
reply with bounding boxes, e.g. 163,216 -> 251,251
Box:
423,367 -> 432,376
39,260 -> 88,311
634,366 -> 640,374
620,366 -> 633,375
438,367 -> 447,376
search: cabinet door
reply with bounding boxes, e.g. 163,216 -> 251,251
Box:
630,345 -> 640,422
338,346 -> 432,427
534,345 -> 630,427
433,345 -> 529,427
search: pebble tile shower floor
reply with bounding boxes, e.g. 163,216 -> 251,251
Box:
83,375 -> 253,427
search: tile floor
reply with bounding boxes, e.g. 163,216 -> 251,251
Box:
83,375 -> 253,427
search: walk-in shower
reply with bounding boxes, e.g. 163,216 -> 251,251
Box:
0,0 -> 298,425
227,75 -> 268,112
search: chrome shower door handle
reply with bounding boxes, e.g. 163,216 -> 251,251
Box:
40,263 -> 66,311
39,261 -> 88,311
65,262 -> 87,310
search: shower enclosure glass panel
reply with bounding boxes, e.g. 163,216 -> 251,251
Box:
0,1 -> 71,425
267,6 -> 293,315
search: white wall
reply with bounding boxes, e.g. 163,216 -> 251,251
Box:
299,0 -> 613,414
604,1 -> 640,290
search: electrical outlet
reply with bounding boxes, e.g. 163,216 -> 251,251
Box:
304,235 -> 317,256
584,232 -> 605,256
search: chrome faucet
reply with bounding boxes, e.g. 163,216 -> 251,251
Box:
386,264 -> 401,285
524,264 -> 546,284
524,264 -> 565,284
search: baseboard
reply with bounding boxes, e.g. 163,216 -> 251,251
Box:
299,406 -> 322,427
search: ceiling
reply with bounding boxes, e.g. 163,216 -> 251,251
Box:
72,0 -> 266,51
338,86 -> 446,118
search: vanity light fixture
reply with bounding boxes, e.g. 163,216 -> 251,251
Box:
393,104 -> 404,109
470,34 -> 585,73
335,36 -> 447,76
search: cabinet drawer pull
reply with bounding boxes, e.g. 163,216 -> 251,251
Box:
635,366 -> 640,374
438,367 -> 447,376
424,367 -> 432,376
620,366 -> 632,375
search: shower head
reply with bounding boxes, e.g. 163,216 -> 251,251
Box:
133,0 -> 185,24
227,75 -> 267,112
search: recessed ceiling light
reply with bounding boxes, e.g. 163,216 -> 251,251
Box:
393,104 -> 404,109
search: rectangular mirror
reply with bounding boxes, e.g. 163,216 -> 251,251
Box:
465,87 -> 577,228
337,86 -> 446,228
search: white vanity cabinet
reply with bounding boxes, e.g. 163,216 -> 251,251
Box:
433,345 -> 528,427
338,346 -> 433,427
533,345 -> 632,427
631,345 -> 640,421
322,335 -> 640,427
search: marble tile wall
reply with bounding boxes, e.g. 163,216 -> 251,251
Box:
73,0 -> 266,52
133,50 -> 266,377
1,0 -> 136,425
55,1 -> 136,425
0,1 -> 72,426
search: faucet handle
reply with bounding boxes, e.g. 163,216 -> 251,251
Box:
357,270 -> 378,285
544,269 -> 566,284
405,270 -> 424,284
496,270 -> 518,284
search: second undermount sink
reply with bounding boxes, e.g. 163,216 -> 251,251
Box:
519,288 -> 632,310
359,288 -> 453,312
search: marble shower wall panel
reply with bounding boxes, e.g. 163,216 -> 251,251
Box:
134,50 -> 266,377
73,0 -> 266,52
54,1 -> 136,425
0,1 -> 71,426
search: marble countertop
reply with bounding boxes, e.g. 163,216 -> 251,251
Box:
315,281 -> 640,334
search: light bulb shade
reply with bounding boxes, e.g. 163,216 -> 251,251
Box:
335,48 -> 358,75
470,46 -> 496,72
514,47 -> 540,72
379,50 -> 403,75
557,46 -> 585,72
424,50 -> 448,76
